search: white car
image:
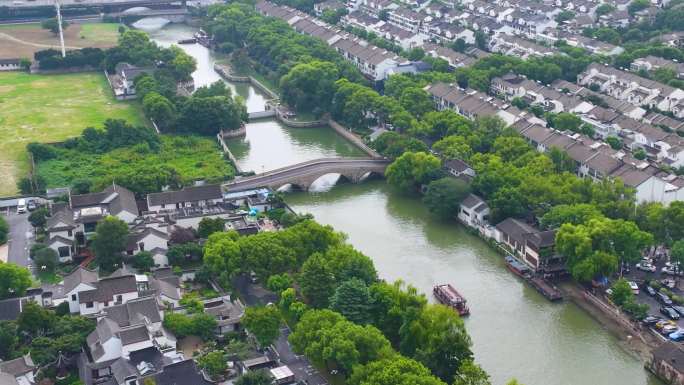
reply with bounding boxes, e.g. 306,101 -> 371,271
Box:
637,263 -> 656,272
662,266 -> 683,276
629,281 -> 639,295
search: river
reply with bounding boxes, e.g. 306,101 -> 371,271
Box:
144,21 -> 662,385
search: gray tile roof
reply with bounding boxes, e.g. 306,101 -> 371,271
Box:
0,355 -> 34,377
147,184 -> 222,207
118,325 -> 150,346
103,296 -> 162,327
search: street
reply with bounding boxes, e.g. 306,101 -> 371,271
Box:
234,275 -> 328,385
3,210 -> 32,267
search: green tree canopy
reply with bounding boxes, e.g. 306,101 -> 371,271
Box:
0,262 -> 32,299
386,152 -> 442,192
422,178 -> 471,220
92,216 -> 129,272
243,305 -> 282,347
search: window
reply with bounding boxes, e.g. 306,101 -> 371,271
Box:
71,294 -> 77,301
86,302 -> 94,308
58,246 -> 70,258
138,242 -> 145,251
116,295 -> 122,303
67,230 -> 72,237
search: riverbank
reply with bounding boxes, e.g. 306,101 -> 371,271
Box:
561,283 -> 662,362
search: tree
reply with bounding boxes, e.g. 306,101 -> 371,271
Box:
0,216 -> 7,245
289,309 -> 392,373
540,204 -> 602,229
349,356 -> 447,385
133,251 -> 155,272
299,254 -> 336,308
386,152 -> 441,192
453,360 -> 491,385
422,178 -> 471,220
400,88 -> 433,118
33,247 -> 58,274
555,10 -> 575,23
609,278 -> 633,307
91,216 -> 129,272
18,301 -> 55,337
330,278 -> 372,324
243,305 -> 281,347
266,273 -> 292,294
199,351 -> 227,379
432,136 -> 472,160
0,321 -> 17,360
178,95 -> 246,135
198,217 -> 225,238
550,112 -> 582,133
0,263 -> 32,299
41,18 -> 67,34
595,3 -> 615,16
280,60 -> 340,112
606,136 -> 622,150
634,148 -> 647,160
628,0 -> 649,14
401,305 -> 473,383
235,371 -> 273,385
671,240 -> 684,273
143,92 -> 177,130
169,47 -> 197,81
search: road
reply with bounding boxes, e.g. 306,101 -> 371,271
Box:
4,210 -> 32,267
233,275 -> 328,385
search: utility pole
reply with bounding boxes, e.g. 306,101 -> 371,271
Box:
55,0 -> 66,58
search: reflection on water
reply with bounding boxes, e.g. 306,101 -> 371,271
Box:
131,17 -> 170,31
226,119 -> 365,174
287,182 -> 663,385
147,23 -> 268,112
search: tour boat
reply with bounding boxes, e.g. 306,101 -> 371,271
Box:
433,284 -> 470,316
505,254 -> 532,278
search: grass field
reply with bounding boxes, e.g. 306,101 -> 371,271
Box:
0,72 -> 145,197
0,22 -> 122,59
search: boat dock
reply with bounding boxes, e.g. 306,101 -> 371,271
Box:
528,276 -> 563,301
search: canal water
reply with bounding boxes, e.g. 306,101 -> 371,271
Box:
147,24 -> 365,174
143,21 -> 662,385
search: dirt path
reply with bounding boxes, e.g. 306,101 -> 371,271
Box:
0,32 -> 81,50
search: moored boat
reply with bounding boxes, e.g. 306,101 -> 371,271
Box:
433,284 -> 470,316
505,254 -> 532,278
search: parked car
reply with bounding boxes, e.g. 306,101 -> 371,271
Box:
629,281 -> 639,295
656,320 -> 677,330
662,279 -> 677,289
26,199 -> 36,211
673,306 -> 684,316
636,263 -> 656,272
642,315 -> 662,325
658,292 -> 674,306
646,286 -> 657,296
670,330 -> 684,342
661,306 -> 680,320
662,325 -> 679,336
16,198 -> 26,214
662,266 -> 683,276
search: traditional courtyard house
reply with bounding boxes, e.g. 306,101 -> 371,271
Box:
0,355 -> 36,385
202,296 -> 246,336
458,194 -> 490,232
146,184 -> 223,212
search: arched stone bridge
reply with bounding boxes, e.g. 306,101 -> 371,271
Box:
223,158 -> 390,191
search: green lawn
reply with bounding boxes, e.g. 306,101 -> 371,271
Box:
0,72 -> 144,196
36,135 -> 234,194
78,23 -> 124,44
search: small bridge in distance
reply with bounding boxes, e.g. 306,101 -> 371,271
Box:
223,158 -> 390,191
